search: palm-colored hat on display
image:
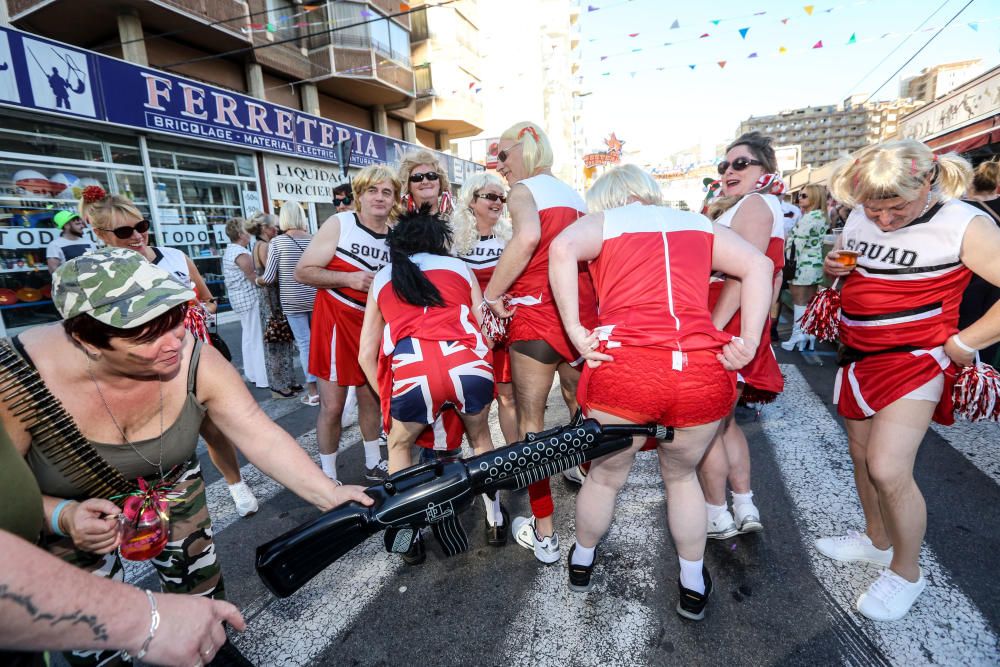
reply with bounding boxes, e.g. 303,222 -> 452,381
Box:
53,210 -> 80,229
52,247 -> 195,328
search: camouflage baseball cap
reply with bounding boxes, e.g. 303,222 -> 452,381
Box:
52,247 -> 195,328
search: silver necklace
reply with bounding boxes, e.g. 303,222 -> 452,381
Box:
919,191 -> 935,217
87,361 -> 165,480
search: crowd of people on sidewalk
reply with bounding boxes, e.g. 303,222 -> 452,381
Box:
3,125 -> 999,665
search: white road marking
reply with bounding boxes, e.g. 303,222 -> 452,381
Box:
930,419 -> 1000,487
767,364 -> 998,665
497,454 -> 664,667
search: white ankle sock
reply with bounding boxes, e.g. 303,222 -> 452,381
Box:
363,440 -> 382,468
706,502 -> 729,522
571,542 -> 596,567
482,494 -> 503,526
731,490 -> 754,507
679,557 -> 705,594
320,452 -> 338,481
228,481 -> 246,494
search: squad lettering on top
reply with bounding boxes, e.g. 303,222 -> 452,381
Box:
350,242 -> 390,266
844,238 -> 918,267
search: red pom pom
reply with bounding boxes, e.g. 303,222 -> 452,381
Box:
800,286 -> 841,342
82,185 -> 108,204
953,362 -> 1000,422
480,296 -> 511,343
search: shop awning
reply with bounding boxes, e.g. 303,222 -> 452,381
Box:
927,114 -> 1000,155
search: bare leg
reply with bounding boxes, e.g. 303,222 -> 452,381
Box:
355,382 -> 382,443
556,362 -> 582,414
574,409 -> 642,549
864,398 -> 935,582
723,419 -> 752,494
495,382 -> 518,445
789,283 -> 818,307
387,419 -> 426,474
315,378 -> 346,455
200,419 -> 241,485
843,416 -> 889,549
696,412 -> 733,506
509,347 -> 560,537
457,407 -> 495,456
657,420 -> 724,560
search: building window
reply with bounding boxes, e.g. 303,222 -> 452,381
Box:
414,63 -> 432,96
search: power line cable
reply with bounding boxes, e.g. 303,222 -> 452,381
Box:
863,0 -> 974,103
841,0 -> 951,100
158,1 -> 455,70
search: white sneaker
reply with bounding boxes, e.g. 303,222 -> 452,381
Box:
815,530 -> 893,566
857,568 -> 926,621
707,509 -> 739,540
512,515 -> 560,564
228,481 -> 259,517
562,465 -> 587,486
733,501 -> 763,534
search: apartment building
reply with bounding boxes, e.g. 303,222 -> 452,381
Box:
900,59 -> 986,103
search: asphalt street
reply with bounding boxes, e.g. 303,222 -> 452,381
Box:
115,322 -> 1000,666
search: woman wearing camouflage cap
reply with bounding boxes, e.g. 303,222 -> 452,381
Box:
0,248 -> 372,667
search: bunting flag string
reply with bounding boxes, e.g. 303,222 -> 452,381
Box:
588,16 -> 999,79
588,14 -> 998,63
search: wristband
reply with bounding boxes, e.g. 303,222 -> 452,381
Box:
50,499 -> 72,537
121,590 -> 159,663
951,334 -> 977,354
482,292 -> 499,305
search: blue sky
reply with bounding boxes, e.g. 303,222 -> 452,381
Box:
575,0 -> 1000,162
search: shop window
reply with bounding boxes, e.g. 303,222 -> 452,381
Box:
0,117 -> 142,166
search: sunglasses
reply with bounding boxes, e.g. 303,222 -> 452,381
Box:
102,219 -> 151,239
497,143 -> 521,164
717,157 -> 763,175
334,195 -> 353,206
476,193 -> 507,204
796,193 -> 809,201
409,171 -> 440,183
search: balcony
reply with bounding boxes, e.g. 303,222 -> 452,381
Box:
309,45 -> 415,106
413,63 -> 484,138
8,0 -> 251,55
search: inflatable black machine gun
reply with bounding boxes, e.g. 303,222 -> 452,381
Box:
256,414 -> 671,597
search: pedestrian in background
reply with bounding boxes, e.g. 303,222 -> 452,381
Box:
258,201 -> 320,406
246,212 -> 299,399
223,217 -> 267,391
782,185 -> 830,352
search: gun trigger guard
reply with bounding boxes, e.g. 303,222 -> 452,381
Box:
384,526 -> 416,554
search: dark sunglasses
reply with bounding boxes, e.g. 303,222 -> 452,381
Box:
796,192 -> 809,201
103,219 -> 151,239
334,195 -> 354,206
497,143 -> 520,164
717,157 -> 763,175
409,171 -> 440,183
475,193 -> 507,204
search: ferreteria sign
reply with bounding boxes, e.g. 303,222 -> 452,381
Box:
0,26 -> 483,175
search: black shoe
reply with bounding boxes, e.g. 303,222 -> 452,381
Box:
402,531 -> 425,566
567,544 -> 597,592
486,503 -> 509,547
676,567 -> 713,620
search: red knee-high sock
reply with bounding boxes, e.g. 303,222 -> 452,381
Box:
527,478 -> 553,518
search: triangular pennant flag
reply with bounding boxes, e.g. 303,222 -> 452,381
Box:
670,19 -> 680,29
663,42 -> 672,46
628,32 -> 639,37
688,64 -> 696,70
632,48 -> 642,52
600,55 -> 608,61
475,87 -> 482,93
587,4 -> 599,10
754,11 -> 766,15
718,61 -> 727,69
602,72 -> 611,76
711,19 -> 721,25
847,32 -> 856,44
813,40 -> 823,48
779,46 -> 788,54
399,2 -> 410,10
803,5 -> 814,15
699,32 -> 710,38
748,52 -> 758,58
969,22 -> 979,31
265,22 -> 276,32
781,17 -> 789,24
468,82 -> 475,89
739,27 -> 750,39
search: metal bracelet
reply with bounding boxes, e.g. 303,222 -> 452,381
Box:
121,590 -> 159,662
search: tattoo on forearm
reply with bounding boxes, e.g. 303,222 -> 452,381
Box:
0,584 -> 110,642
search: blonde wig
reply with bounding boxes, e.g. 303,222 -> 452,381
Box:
81,194 -> 143,230
450,172 -> 512,257
499,121 -> 554,176
829,138 -> 972,207
398,149 -> 452,200
352,163 -> 403,220
278,199 -> 309,232
585,164 -> 663,213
